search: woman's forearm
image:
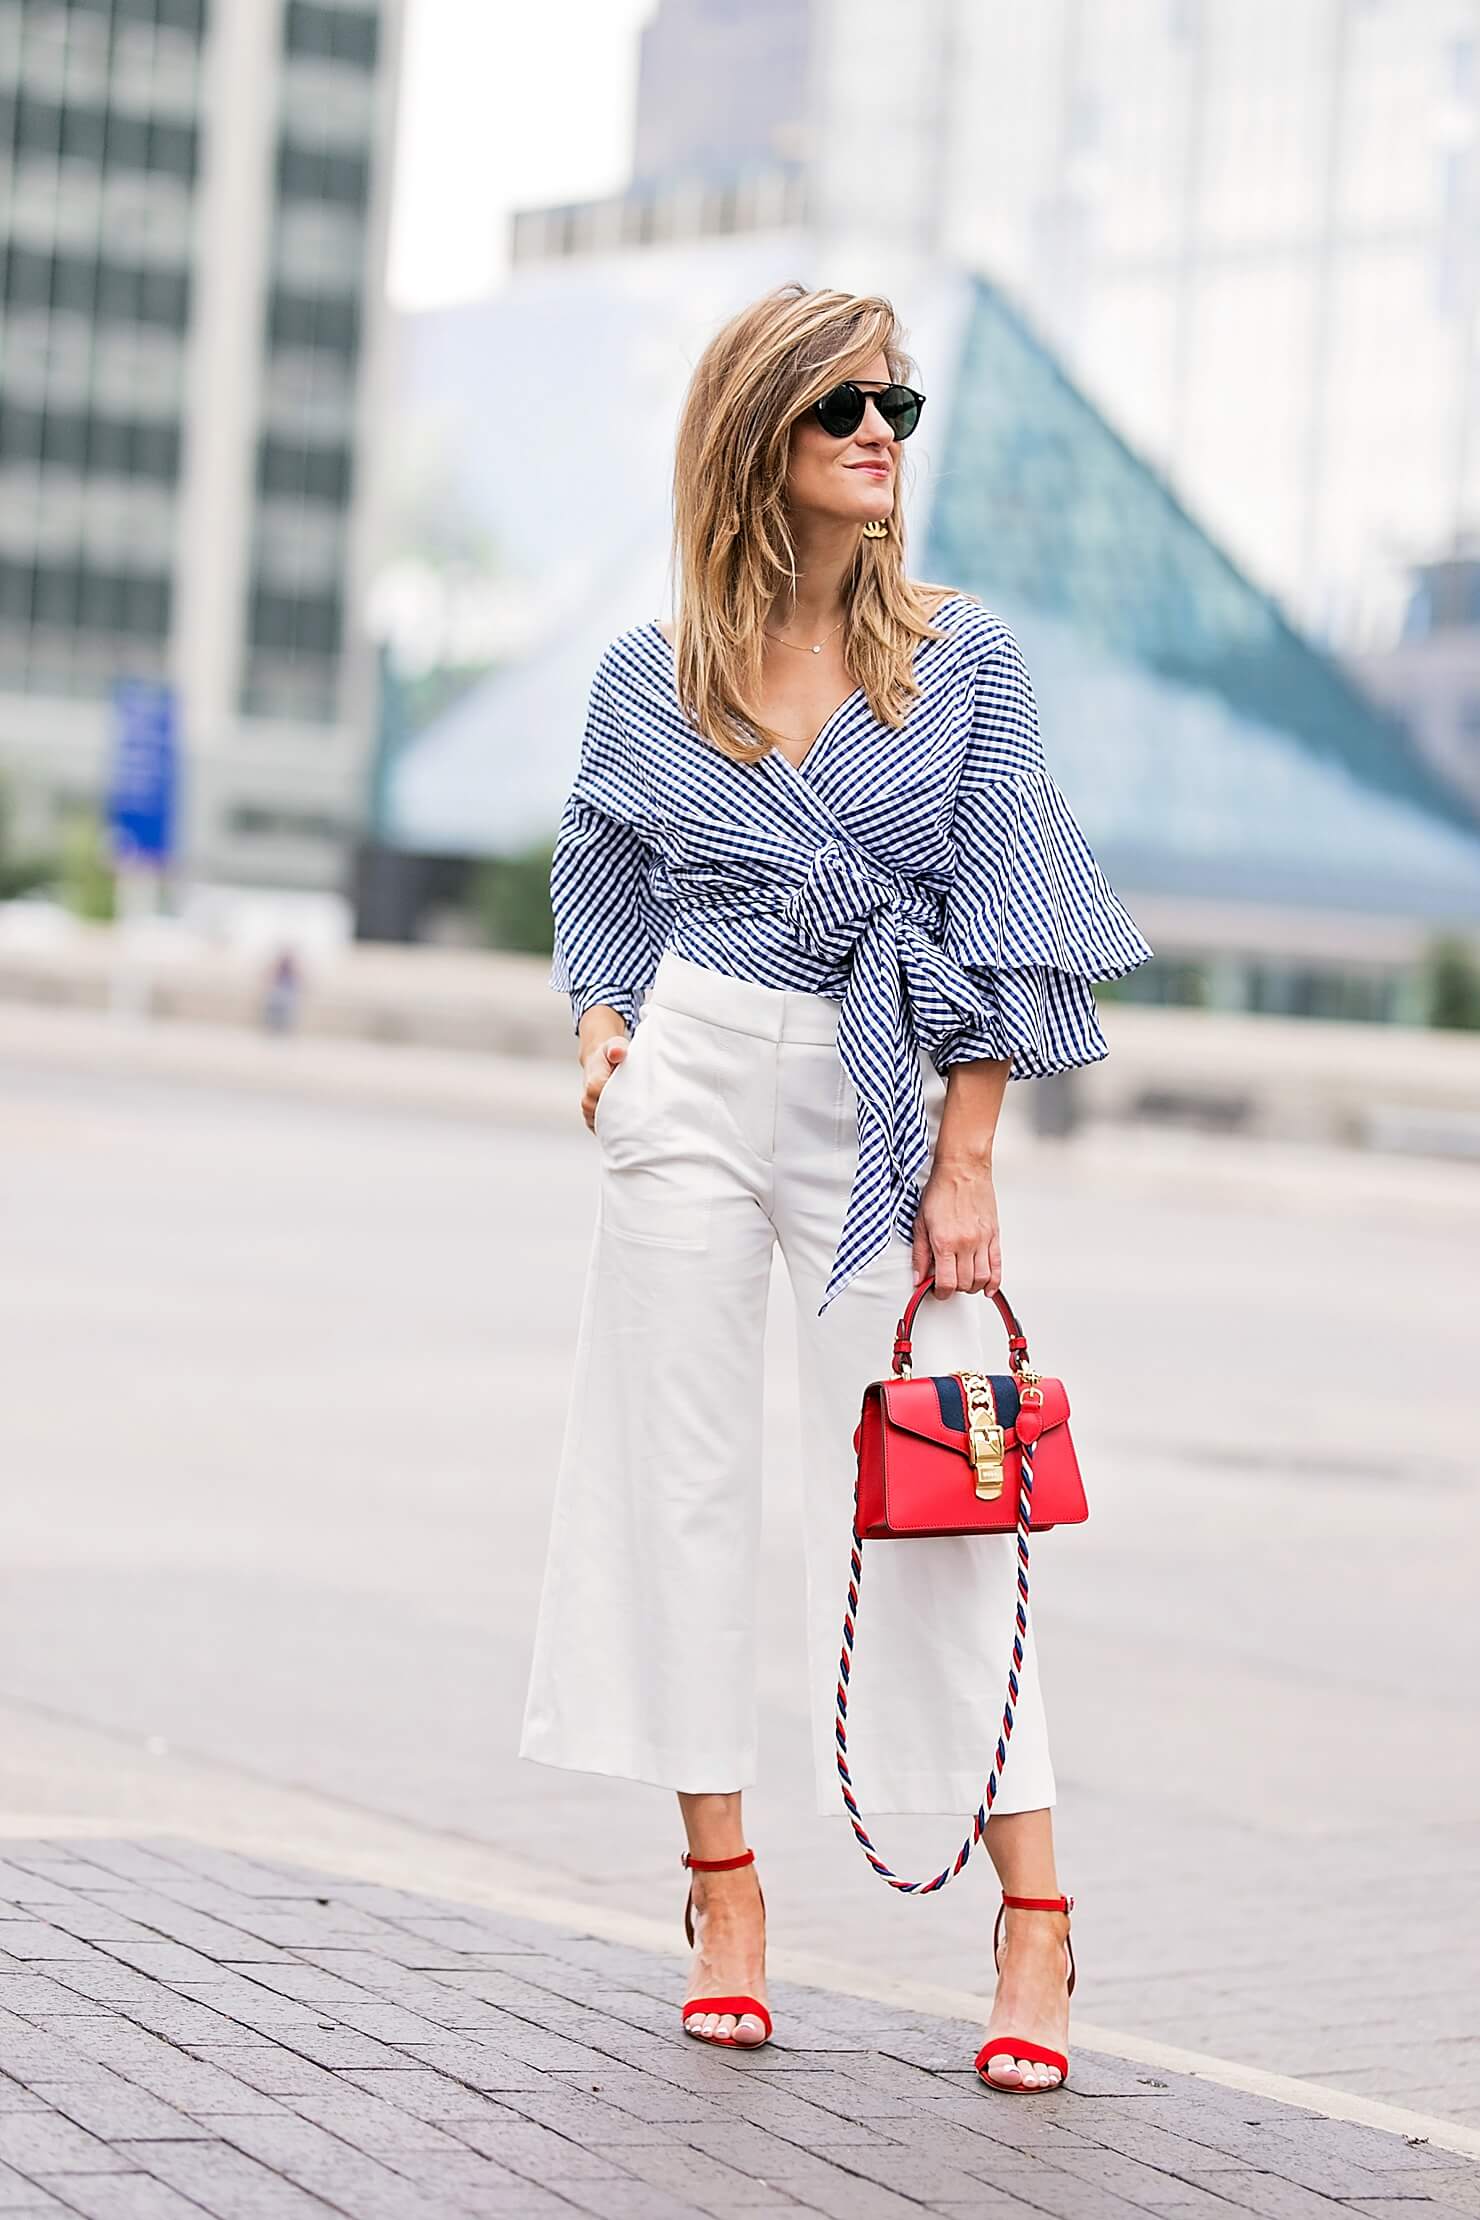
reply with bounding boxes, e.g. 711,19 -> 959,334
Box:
935,1056 -> 1010,1168
576,1004 -> 630,1060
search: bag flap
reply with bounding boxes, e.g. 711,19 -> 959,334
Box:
877,1372 -> 1069,1451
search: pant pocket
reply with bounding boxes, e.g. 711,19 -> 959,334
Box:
598,1007 -> 721,1251
833,1048 -> 857,1157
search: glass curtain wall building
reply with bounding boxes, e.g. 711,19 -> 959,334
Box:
0,0 -> 401,892
0,0 -> 203,703
929,0 -> 1480,654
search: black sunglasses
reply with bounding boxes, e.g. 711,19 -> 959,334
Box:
811,381 -> 926,441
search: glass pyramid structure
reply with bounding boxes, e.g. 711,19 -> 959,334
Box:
924,277 -> 1480,921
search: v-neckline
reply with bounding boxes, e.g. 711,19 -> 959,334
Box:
647,620 -> 862,784
775,681 -> 865,779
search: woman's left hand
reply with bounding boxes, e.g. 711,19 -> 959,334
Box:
911,1154 -> 1001,1298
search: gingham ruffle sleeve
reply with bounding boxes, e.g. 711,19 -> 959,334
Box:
931,623 -> 1154,1076
548,659 -> 673,1032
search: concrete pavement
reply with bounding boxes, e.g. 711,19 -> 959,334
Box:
1,1014 -> 1477,2144
1,1835 -> 1477,2220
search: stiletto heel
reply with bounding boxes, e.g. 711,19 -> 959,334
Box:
680,1849 -> 772,2047
975,1891 -> 1075,2091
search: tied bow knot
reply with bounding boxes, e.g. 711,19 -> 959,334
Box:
781,839 -> 1001,1314
783,841 -> 995,1065
782,842 -> 902,968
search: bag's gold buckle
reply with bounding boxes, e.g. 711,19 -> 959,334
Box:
960,1371 -> 1005,1500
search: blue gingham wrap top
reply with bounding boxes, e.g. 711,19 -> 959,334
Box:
549,594 -> 1154,1313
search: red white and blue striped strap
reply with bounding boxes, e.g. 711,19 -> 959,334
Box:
834,1431 -> 1035,1892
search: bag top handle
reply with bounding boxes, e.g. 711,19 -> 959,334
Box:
891,1273 -> 1033,1380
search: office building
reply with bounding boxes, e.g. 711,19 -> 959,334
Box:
0,0 -> 402,892
923,0 -> 1480,656
634,0 -> 813,185
511,0 -> 814,269
519,0 -> 1480,674
1353,550 -> 1480,818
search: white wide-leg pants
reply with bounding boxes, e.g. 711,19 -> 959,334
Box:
519,949 -> 1056,1818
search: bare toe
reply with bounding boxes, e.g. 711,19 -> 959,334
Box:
734,2013 -> 768,2046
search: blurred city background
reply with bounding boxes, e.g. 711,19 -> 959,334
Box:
2,0 -> 1478,2139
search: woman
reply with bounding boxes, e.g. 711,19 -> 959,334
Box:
520,284 -> 1153,2092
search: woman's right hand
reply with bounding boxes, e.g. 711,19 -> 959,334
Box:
580,1032 -> 630,1133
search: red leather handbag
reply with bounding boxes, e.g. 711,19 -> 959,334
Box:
837,1275 -> 1087,1893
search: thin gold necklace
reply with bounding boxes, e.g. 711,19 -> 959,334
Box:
765,615 -> 845,656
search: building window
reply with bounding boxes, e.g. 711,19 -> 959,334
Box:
0,403 -> 44,463
0,565 -> 32,624
137,264 -> 190,324
2,245 -> 191,332
0,94 -> 200,181
266,285 -> 360,359
275,136 -> 371,209
248,583 -> 344,657
53,254 -> 99,316
284,2 -> 380,71
79,569 -> 124,631
34,563 -> 81,631
104,110 -> 151,171
3,244 -> 52,310
149,116 -> 198,179
61,104 -> 108,163
1245,964 -> 1401,1025
112,0 -> 209,35
1,405 -> 182,485
123,572 -> 172,636
40,410 -> 88,470
13,94 -> 62,159
0,557 -> 172,641
86,414 -> 132,475
226,802 -> 346,843
131,418 -> 181,480
256,433 -> 354,504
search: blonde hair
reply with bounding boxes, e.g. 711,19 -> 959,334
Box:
669,282 -> 952,763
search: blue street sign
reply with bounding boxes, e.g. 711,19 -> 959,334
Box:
107,679 -> 179,867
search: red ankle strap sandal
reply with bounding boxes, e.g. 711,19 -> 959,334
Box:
975,1891 -> 1076,2091
679,1849 -> 772,2047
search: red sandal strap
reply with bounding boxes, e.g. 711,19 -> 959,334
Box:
683,1851 -> 764,1950
976,2036 -> 1068,2079
683,1994 -> 772,2037
993,1895 -> 1077,1997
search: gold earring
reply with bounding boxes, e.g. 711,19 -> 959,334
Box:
861,519 -> 890,540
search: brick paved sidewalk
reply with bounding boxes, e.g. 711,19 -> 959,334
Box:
0,1839 -> 1475,2220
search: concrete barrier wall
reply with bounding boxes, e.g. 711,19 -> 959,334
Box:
2,923 -> 1479,1154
